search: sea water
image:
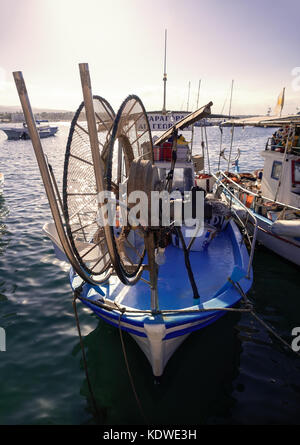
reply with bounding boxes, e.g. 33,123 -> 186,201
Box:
0,123 -> 299,425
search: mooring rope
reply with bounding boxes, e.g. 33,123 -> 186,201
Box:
204,124 -> 211,174
72,277 -> 300,425
73,286 -> 102,424
79,282 -> 300,359
232,280 -> 300,358
117,310 -> 149,424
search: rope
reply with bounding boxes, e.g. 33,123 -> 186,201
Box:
174,227 -> 200,299
73,287 -> 103,424
227,125 -> 235,172
217,126 -> 223,171
118,311 -> 149,424
232,281 -> 300,359
204,125 -> 211,174
78,293 -> 252,314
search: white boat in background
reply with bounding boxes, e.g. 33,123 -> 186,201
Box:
1,120 -> 58,140
217,115 -> 300,266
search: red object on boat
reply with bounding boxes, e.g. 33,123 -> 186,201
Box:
161,142 -> 172,161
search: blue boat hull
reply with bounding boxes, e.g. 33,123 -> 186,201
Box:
70,219 -> 252,375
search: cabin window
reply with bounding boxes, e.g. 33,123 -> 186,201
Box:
271,161 -> 282,180
291,160 -> 300,185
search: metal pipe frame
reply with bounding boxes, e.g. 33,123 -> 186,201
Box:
212,172 -> 258,279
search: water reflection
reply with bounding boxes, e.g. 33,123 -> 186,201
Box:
78,312 -> 243,425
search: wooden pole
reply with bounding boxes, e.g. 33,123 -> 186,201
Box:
78,63 -> 117,268
145,232 -> 158,312
13,71 -> 97,284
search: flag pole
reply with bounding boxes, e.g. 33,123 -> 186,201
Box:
162,29 -> 167,114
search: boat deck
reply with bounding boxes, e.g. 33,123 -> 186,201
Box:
78,221 -> 251,314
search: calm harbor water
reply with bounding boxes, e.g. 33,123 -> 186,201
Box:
0,123 -> 299,425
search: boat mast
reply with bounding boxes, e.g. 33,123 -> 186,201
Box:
196,79 -> 201,109
187,81 -> 191,112
228,79 -> 234,118
191,79 -> 201,151
162,29 -> 167,114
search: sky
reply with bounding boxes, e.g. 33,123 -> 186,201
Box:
1,0 -> 300,115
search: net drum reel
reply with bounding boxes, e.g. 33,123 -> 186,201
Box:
63,96 -> 116,282
104,95 -> 160,287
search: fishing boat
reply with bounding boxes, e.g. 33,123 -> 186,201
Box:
1,120 -> 58,140
217,115 -> 300,266
13,64 -> 255,377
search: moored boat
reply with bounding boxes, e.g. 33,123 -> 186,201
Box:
217,115 -> 300,266
1,120 -> 58,140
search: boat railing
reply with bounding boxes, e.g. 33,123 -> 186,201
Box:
211,172 -> 258,279
216,170 -> 300,215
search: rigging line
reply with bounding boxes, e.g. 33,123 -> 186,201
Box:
204,124 -> 211,174
45,157 -> 64,215
217,126 -> 223,171
73,288 -> 103,424
227,125 -> 235,172
118,311 -> 149,424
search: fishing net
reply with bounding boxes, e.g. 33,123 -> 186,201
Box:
63,96 -> 115,277
105,95 -> 154,282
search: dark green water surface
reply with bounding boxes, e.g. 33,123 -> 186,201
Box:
0,124 -> 299,425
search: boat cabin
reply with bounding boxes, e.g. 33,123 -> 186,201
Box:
260,124 -> 300,208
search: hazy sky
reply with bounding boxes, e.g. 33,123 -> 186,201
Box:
1,0 -> 300,115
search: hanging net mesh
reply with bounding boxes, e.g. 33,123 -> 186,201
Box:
63,96 -> 115,277
105,95 -> 154,280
